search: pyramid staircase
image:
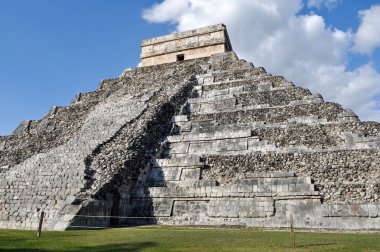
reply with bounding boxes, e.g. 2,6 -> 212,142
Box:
126,53 -> 380,229
1,52 -> 379,230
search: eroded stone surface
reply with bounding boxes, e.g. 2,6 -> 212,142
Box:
126,52 -> 380,231
1,50 -> 380,231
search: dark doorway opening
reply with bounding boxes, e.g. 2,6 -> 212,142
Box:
177,54 -> 185,62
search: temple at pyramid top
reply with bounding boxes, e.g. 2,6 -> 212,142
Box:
140,24 -> 233,66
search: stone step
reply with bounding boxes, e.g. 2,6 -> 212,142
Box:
243,172 -> 295,178
202,88 -> 312,109
131,184 -> 319,199
189,93 -> 237,104
167,128 -> 252,143
197,69 -> 259,84
167,137 -> 265,155
128,198 -> 173,217
201,76 -> 295,91
190,97 -> 238,114
198,86 -> 311,107
341,132 -> 380,149
212,70 -> 267,83
201,81 -> 296,98
171,120 -> 378,151
146,167 -> 201,182
172,121 -> 192,133
198,86 -> 244,99
190,103 -> 344,125
201,79 -> 257,92
128,197 -> 275,219
168,122 -> 350,152
196,73 -> 215,85
234,178 -> 314,192
169,142 -> 379,157
172,136 -> 337,156
191,97 -> 324,116
154,155 -> 203,167
183,118 -> 331,136
322,203 -> 380,218
274,191 -> 320,197
207,197 -> 274,218
144,179 -> 217,188
171,115 -> 188,123
173,121 -> 380,152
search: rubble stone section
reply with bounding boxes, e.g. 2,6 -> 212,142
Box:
0,92 -> 104,168
0,57 -> 210,230
127,52 -> 380,230
0,94 -> 148,230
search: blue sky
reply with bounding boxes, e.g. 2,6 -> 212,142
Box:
1,0 -> 380,135
298,1 -> 380,72
0,0 -> 164,135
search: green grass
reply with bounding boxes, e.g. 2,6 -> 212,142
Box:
0,226 -> 379,252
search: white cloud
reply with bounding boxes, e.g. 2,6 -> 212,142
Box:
143,0 -> 190,23
306,0 -> 341,10
353,5 -> 380,54
287,62 -> 380,122
143,0 -> 380,122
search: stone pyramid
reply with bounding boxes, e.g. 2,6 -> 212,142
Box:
0,25 -> 379,231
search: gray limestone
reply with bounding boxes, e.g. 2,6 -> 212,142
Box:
125,52 -> 380,231
1,49 -> 379,231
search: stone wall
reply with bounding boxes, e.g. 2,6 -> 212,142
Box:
126,51 -> 380,230
141,24 -> 232,66
204,150 -> 380,204
0,80 -> 145,170
0,56 -> 210,230
1,50 -> 380,231
191,103 -> 345,124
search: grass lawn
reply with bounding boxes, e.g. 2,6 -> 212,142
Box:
0,226 -> 379,252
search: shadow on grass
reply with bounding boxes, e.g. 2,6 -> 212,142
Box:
0,241 -> 159,252
297,242 -> 336,248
